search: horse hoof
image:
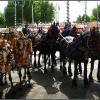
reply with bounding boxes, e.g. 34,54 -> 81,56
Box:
51,68 -> 54,73
0,91 -> 3,99
19,82 -> 23,86
12,90 -> 16,94
23,76 -> 26,80
44,69 -> 47,74
28,84 -> 32,88
0,81 -> 3,86
72,80 -> 78,88
97,79 -> 100,83
68,73 -> 72,77
84,79 -> 89,86
38,65 -> 42,68
63,70 -> 67,76
89,79 -> 94,83
4,81 -> 8,85
89,76 -> 94,83
60,66 -> 62,71
18,87 -> 22,91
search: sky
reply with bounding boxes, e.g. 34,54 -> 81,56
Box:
0,1 -> 100,23
52,1 -> 100,22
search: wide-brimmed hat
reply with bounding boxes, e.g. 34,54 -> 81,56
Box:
25,24 -> 28,27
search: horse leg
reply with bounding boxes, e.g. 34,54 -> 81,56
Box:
18,67 -> 22,85
38,52 -> 42,68
23,67 -> 27,80
62,57 -> 67,76
0,73 -> 3,86
33,50 -> 37,68
60,52 -> 63,71
97,60 -> 100,82
30,52 -> 33,67
4,73 -> 8,85
89,59 -> 94,82
48,54 -> 51,67
27,67 -> 32,86
83,60 -> 89,86
79,62 -> 82,75
0,86 -> 3,99
68,59 -> 72,77
44,54 -> 47,73
72,61 -> 78,87
51,53 -> 56,73
53,52 -> 57,66
8,72 -> 13,87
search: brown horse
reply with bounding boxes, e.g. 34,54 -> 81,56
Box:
0,35 -> 13,87
13,31 -> 32,85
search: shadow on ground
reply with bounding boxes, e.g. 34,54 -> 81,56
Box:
59,77 -> 100,99
31,67 -> 72,94
5,81 -> 32,99
4,67 -> 100,99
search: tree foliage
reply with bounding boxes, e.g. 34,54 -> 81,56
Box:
0,12 -> 5,27
4,0 -> 55,26
4,2 -> 14,26
76,14 -> 90,23
76,4 -> 100,22
92,4 -> 100,21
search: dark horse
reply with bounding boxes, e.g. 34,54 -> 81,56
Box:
59,33 -> 89,87
83,31 -> 100,83
31,23 -> 60,73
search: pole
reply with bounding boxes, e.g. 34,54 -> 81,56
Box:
66,1 -> 70,23
97,1 -> 99,33
14,0 -> 16,29
32,4 -> 34,24
84,1 -> 87,30
22,0 -> 24,26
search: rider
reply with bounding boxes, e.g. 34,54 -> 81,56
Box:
38,27 -> 45,34
90,26 -> 97,37
22,24 -> 31,38
70,25 -> 78,37
62,22 -> 71,37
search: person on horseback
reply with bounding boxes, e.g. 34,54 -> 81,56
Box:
62,22 -> 71,37
90,26 -> 97,37
22,24 -> 31,38
38,27 -> 45,34
70,25 -> 78,37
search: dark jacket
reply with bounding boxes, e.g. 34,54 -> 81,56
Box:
22,28 -> 30,36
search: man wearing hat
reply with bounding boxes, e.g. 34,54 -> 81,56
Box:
22,24 -> 30,38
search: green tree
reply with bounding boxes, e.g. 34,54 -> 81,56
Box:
4,0 -> 55,26
82,14 -> 90,22
4,1 -> 14,26
0,12 -> 5,27
92,4 -> 100,21
76,14 -> 90,23
30,0 -> 55,24
76,15 -> 82,23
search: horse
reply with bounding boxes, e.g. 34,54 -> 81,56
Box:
82,31 -> 100,82
30,29 -> 45,68
59,33 -> 89,87
13,31 -> 32,86
0,33 -> 13,87
31,23 -> 60,73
